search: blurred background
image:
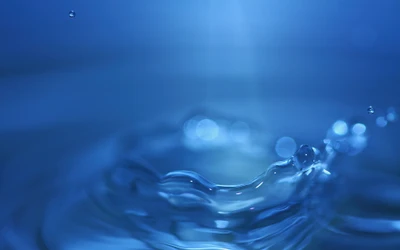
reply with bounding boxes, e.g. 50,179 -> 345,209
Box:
0,0 -> 400,249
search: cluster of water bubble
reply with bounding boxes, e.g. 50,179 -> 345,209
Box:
376,106 -> 398,127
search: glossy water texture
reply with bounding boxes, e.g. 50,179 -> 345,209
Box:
0,109 -> 393,250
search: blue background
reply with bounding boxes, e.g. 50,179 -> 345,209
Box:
0,1 -> 400,249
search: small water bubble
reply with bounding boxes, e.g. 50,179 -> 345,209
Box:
196,119 -> 219,141
275,136 -> 297,158
293,145 -> 315,170
376,116 -> 388,127
332,120 -> 348,136
69,10 -> 76,18
229,121 -> 250,143
387,107 -> 398,122
351,123 -> 366,135
367,106 -> 375,114
387,113 -> 397,122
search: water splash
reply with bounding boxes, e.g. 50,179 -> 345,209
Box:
2,111 -> 398,249
66,146 -> 330,250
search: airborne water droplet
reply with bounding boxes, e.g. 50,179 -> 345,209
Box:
293,145 -> 315,170
69,10 -> 76,18
367,106 -> 375,114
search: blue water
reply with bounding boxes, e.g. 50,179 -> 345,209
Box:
2,108 -> 396,249
1,2 -> 400,249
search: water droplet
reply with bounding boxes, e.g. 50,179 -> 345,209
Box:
275,136 -> 297,158
332,120 -> 348,136
387,107 -> 398,122
351,123 -> 366,135
367,106 -> 375,114
196,119 -> 219,141
376,116 -> 388,127
387,113 -> 397,122
229,121 -> 250,143
293,145 -> 315,170
69,10 -> 76,18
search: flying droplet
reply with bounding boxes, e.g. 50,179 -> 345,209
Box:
293,145 -> 315,170
69,10 -> 76,18
367,106 -> 375,114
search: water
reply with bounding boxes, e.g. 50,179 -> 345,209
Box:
387,107 -> 398,122
275,137 -> 297,158
367,106 -> 375,114
68,10 -> 75,18
376,116 -> 388,128
1,1 -> 399,248
0,109 -> 393,250
0,107 -> 395,249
